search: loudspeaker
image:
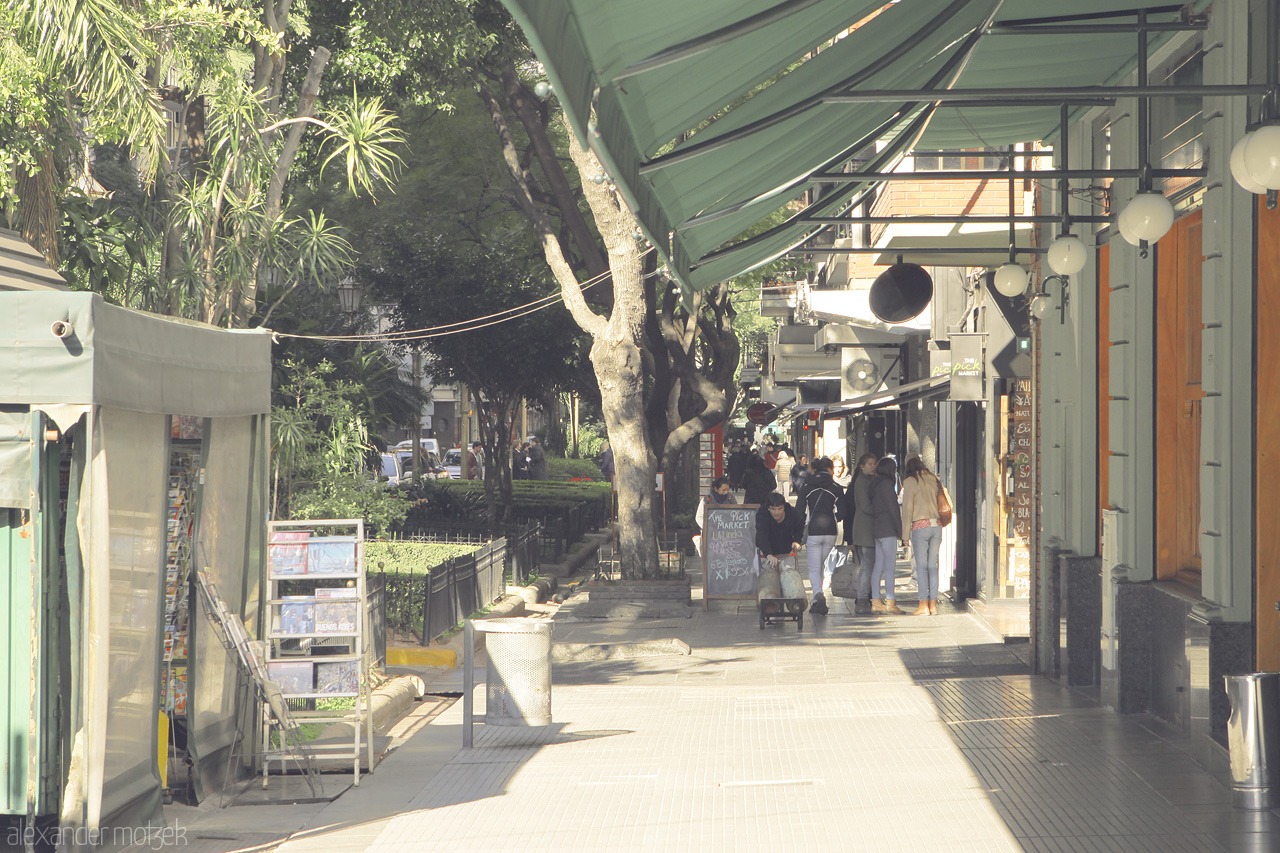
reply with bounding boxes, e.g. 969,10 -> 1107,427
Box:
869,262 -> 933,323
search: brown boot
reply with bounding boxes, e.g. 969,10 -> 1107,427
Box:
928,599 -> 938,615
912,601 -> 930,616
883,600 -> 905,615
871,598 -> 887,614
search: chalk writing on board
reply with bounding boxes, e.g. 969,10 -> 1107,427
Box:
703,504 -> 757,599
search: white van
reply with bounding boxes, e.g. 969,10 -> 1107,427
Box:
396,438 -> 440,456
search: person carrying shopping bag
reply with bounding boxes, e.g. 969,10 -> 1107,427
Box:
798,457 -> 843,616
900,455 -> 950,615
869,456 -> 905,614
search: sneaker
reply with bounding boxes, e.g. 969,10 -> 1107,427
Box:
810,595 -> 828,616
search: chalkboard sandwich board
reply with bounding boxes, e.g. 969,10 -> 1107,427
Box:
702,504 -> 759,608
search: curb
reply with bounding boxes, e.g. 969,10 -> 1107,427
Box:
314,673 -> 425,743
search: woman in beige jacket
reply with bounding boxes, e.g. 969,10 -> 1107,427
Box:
900,456 -> 945,615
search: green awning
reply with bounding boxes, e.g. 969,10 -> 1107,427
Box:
501,0 -> 1206,289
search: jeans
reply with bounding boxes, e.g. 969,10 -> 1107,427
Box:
872,537 -> 898,601
805,534 -> 837,597
855,545 -> 876,599
911,525 -> 943,599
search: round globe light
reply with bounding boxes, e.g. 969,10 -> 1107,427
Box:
533,80 -> 552,99
1029,292 -> 1053,320
993,263 -> 1029,297
1116,208 -> 1141,245
1243,124 -> 1280,190
1047,235 -> 1087,275
1121,192 -> 1175,243
1231,133 -> 1268,194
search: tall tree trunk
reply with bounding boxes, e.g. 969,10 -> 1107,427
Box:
475,86 -> 660,577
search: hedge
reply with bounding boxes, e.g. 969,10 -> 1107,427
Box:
364,540 -> 479,574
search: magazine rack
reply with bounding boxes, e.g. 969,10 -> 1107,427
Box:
264,519 -> 373,787
194,568 -> 322,797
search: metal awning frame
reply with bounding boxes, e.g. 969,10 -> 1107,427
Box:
824,374 -> 952,417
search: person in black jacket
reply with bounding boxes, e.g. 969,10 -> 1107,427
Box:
869,456 -> 905,614
726,442 -> 749,490
741,453 -> 777,505
755,492 -> 804,572
798,457 -> 843,615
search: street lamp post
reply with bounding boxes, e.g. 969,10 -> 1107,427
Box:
337,276 -> 364,314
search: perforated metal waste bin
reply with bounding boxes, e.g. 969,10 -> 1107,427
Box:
473,617 -> 552,727
1224,672 -> 1280,809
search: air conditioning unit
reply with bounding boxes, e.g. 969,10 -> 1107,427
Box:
840,347 -> 902,400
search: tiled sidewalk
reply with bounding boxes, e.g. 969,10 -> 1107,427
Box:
265,580 -> 1274,853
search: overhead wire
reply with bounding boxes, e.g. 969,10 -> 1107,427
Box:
271,249 -> 661,344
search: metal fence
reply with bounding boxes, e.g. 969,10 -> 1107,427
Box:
375,537 -> 511,646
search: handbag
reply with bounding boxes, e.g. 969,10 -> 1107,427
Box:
936,476 -> 953,528
826,545 -> 856,598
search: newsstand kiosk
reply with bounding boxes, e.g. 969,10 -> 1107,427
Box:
0,291 -> 272,847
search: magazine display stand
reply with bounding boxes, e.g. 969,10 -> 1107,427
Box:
194,569 -> 321,797
264,519 -> 373,787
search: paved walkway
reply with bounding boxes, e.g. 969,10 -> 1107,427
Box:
156,561 -> 1277,853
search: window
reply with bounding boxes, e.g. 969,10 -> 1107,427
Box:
912,148 -> 1003,171
1149,40 -> 1205,199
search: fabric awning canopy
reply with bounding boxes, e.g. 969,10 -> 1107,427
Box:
501,0 -> 1209,290
0,292 -> 272,416
824,373 -> 952,417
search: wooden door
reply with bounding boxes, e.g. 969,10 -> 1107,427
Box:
1258,198 -> 1280,670
1155,210 -> 1203,587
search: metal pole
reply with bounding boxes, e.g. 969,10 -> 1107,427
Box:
806,167 -> 1206,181
1059,103 -> 1071,236
822,84 -> 1268,104
1008,145 -> 1017,262
1137,11 -> 1149,191
801,214 -> 1113,225
462,621 -> 474,748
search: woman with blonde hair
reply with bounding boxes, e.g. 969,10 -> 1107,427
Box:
900,455 -> 947,615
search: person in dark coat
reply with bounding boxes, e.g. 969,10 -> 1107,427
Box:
755,492 -> 804,572
790,454 -> 812,498
841,453 -> 880,614
512,441 -> 528,480
869,456 -> 904,614
598,441 -> 615,480
740,453 -> 777,505
526,436 -> 547,480
726,442 -> 749,490
798,457 -> 843,615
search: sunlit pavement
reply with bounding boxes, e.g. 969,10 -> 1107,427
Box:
260,555 -> 1272,853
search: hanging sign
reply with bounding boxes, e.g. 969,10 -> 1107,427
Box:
949,333 -> 986,401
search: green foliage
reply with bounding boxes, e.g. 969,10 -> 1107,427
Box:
289,473 -> 410,537
364,540 -> 478,574
546,457 -> 603,482
273,359 -> 377,517
400,480 -> 487,522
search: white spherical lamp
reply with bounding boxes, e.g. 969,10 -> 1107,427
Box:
1243,124 -> 1280,190
1231,133 -> 1268,194
1047,235 -> 1087,275
533,80 -> 552,99
1121,192 -> 1175,243
1029,292 -> 1053,320
993,263 -> 1029,297
1117,209 -> 1141,245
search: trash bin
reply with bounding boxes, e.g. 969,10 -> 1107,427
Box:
1224,672 -> 1280,809
473,617 -> 553,727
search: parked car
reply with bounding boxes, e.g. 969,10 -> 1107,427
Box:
395,447 -> 449,479
378,452 -> 406,488
442,447 -> 464,479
